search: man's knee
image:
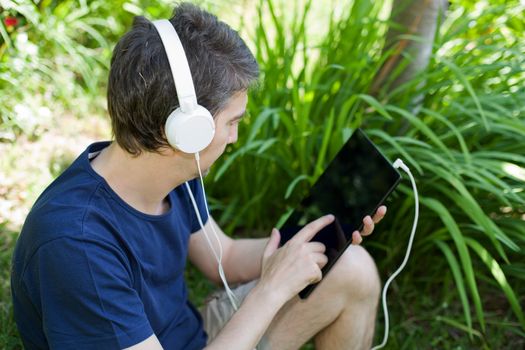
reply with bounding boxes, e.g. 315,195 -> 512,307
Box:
327,245 -> 381,301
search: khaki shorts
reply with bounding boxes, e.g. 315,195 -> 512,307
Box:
200,280 -> 271,350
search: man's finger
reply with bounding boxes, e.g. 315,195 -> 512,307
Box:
263,228 -> 281,260
314,253 -> 328,269
352,231 -> 363,245
372,205 -> 387,224
361,216 -> 374,236
292,214 -> 334,243
308,242 -> 326,253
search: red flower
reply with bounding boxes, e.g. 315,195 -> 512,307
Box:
4,16 -> 18,27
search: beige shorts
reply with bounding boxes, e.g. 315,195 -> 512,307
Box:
200,280 -> 271,350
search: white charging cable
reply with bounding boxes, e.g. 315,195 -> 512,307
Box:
371,158 -> 419,350
184,153 -> 239,311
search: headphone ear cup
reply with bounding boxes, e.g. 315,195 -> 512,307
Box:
165,106 -> 215,153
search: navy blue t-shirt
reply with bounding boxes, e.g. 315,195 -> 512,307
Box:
11,141 -> 209,349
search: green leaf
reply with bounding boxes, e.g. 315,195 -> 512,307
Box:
466,238 -> 525,330
356,94 -> 393,120
434,240 -> 474,339
284,174 -> 310,199
439,57 -> 488,130
422,197 -> 485,331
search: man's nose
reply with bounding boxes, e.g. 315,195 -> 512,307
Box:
228,129 -> 238,144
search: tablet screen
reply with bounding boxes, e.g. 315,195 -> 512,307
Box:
279,128 -> 401,298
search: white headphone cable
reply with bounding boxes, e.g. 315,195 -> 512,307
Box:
195,153 -> 239,310
371,158 -> 419,350
184,153 -> 239,311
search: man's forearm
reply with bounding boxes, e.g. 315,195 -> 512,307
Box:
204,282 -> 284,350
223,238 -> 268,284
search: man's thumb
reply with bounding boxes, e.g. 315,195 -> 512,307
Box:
263,228 -> 281,259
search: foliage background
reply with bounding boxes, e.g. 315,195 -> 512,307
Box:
1,0 -> 524,349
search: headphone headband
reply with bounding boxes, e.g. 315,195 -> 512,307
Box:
152,19 -> 197,113
151,18 -> 215,154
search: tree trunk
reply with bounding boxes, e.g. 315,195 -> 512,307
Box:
371,0 -> 448,100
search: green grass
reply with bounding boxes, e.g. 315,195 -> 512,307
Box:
0,225 -> 22,349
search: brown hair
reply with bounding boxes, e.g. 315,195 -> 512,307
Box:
107,2 -> 259,155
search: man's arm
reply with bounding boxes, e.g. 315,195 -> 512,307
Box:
188,209 -> 387,350
188,217 -> 267,285
203,216 -> 334,349
188,205 -> 387,285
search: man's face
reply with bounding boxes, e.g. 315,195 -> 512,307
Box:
198,91 -> 247,173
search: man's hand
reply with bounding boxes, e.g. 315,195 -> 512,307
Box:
258,215 -> 335,305
351,205 -> 387,245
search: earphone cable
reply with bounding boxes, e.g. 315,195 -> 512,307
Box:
371,158 -> 419,350
195,153 -> 225,260
184,153 -> 239,310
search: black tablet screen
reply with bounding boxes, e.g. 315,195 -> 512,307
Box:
279,128 -> 401,298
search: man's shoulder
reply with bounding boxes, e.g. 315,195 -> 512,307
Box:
17,181 -> 105,261
16,144 -> 115,261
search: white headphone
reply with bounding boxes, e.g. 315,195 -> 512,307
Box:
152,19 -> 215,154
152,19 -> 239,311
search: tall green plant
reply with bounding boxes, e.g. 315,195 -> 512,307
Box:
208,0 -> 390,232
0,0 -> 177,138
207,0 -> 525,345
365,0 -> 525,339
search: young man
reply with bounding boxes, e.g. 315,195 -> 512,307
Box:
11,3 -> 385,350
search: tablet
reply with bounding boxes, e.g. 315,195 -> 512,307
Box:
278,128 -> 401,298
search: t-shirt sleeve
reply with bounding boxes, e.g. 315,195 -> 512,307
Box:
22,236 -> 154,349
187,179 -> 210,233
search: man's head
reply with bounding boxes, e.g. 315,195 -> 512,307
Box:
107,2 -> 259,156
